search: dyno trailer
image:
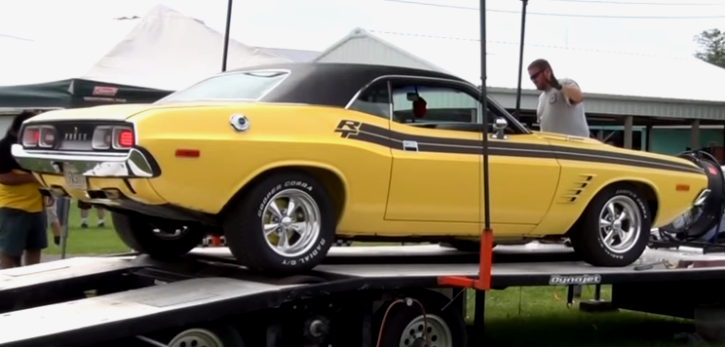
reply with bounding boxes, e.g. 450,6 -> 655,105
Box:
5,0 -> 725,346
3,244 -> 725,347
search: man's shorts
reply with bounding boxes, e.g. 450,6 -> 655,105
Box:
77,200 -> 93,210
77,200 -> 105,210
0,207 -> 48,257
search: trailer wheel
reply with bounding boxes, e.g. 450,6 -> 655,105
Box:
374,291 -> 467,347
168,324 -> 245,347
223,171 -> 336,274
112,212 -> 206,259
569,183 -> 651,267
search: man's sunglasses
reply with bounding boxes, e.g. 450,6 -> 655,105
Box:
529,69 -> 544,81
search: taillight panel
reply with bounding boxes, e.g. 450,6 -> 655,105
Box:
22,121 -> 135,152
93,125 -> 135,150
38,126 -> 56,148
22,126 -> 40,147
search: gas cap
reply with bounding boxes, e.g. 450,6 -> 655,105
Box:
229,114 -> 250,132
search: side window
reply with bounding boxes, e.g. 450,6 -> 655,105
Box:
389,80 -> 499,125
348,80 -> 391,120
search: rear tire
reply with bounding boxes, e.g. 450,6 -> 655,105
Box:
569,183 -> 651,267
222,171 -> 336,275
112,212 -> 206,259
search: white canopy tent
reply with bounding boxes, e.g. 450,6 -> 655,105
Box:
0,4 -> 291,91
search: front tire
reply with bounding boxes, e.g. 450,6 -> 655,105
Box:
569,183 -> 651,267
111,212 -> 206,259
222,171 -> 336,275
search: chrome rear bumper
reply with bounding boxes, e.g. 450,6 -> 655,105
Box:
11,144 -> 159,178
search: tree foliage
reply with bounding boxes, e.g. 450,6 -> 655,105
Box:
693,28 -> 725,69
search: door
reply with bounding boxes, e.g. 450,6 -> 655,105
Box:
384,79 -> 482,223
383,78 -> 560,230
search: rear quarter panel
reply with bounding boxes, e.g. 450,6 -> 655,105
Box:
130,103 -> 393,229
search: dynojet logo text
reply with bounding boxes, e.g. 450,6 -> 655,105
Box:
548,274 -> 602,285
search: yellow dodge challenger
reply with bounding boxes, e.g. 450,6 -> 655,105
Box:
11,62 -> 711,275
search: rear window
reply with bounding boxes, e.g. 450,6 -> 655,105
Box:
155,70 -> 289,104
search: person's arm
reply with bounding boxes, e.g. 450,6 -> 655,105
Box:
554,78 -> 584,105
0,143 -> 37,186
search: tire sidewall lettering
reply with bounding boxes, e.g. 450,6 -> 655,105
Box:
614,189 -> 649,221
281,238 -> 327,267
256,181 -> 315,218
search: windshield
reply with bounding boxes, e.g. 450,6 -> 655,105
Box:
155,70 -> 289,104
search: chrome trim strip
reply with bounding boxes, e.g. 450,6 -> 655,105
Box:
11,144 -> 157,178
343,74 -> 530,134
693,188 -> 711,207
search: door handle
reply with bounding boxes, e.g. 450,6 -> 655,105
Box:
402,140 -> 419,152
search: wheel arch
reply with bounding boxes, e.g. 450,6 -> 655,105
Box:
219,161 -> 349,223
568,177 -> 660,234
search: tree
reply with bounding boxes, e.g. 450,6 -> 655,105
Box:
693,28 -> 725,69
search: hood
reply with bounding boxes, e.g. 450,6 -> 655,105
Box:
24,101 -> 257,123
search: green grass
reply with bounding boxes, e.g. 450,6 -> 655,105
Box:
43,200 -> 129,255
44,202 -> 719,346
475,286 -> 708,347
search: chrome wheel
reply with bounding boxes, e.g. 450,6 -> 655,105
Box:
399,314 -> 453,347
261,188 -> 321,258
598,195 -> 642,254
168,328 -> 226,347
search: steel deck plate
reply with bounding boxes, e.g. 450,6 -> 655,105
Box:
0,256 -> 138,290
0,277 -> 299,345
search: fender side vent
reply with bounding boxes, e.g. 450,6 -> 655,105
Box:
560,174 -> 596,203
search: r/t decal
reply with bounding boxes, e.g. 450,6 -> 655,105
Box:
334,120 -> 361,138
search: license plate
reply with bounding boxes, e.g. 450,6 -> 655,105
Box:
63,164 -> 88,190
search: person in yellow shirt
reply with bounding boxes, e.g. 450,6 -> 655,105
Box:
0,111 -> 46,269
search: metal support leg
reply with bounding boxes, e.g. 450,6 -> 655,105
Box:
473,290 -> 486,345
579,284 -> 618,313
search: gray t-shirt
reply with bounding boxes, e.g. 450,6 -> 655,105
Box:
536,78 -> 590,138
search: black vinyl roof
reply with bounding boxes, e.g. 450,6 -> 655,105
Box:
226,62 -> 471,108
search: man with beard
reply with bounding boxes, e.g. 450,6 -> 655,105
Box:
0,111 -> 47,268
528,58 -> 590,138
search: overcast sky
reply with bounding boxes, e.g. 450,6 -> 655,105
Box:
1,0 -> 723,60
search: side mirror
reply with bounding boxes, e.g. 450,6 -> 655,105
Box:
492,117 -> 508,139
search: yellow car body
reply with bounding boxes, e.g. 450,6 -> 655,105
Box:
11,63 -> 710,274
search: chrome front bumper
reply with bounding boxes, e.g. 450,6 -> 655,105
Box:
11,144 -> 159,178
693,188 -> 711,207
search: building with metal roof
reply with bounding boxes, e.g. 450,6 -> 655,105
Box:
254,47 -> 320,62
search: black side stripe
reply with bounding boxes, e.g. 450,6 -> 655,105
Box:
345,123 -> 703,175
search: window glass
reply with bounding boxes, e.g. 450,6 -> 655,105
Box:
348,80 -> 391,119
389,81 -> 499,125
155,70 -> 289,104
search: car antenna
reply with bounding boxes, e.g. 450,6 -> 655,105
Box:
513,0 -> 529,121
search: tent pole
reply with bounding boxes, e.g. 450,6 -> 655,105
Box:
222,0 -> 233,72
514,0 -> 528,120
